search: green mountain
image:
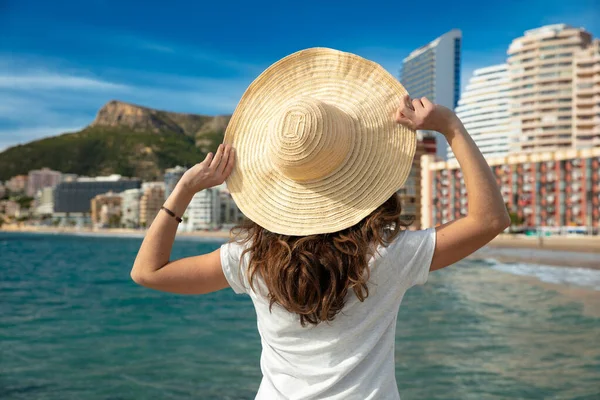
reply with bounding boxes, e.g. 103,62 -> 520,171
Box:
0,101 -> 231,181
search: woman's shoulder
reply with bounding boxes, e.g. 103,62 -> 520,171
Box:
384,227 -> 436,257
221,237 -> 251,256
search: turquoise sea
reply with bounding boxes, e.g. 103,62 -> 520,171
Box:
1,232 -> 600,399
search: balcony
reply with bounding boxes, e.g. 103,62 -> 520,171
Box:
575,97 -> 596,106
576,86 -> 596,96
577,107 -> 600,117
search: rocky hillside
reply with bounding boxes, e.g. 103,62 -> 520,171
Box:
0,101 -> 231,181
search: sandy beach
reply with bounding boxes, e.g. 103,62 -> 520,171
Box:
489,234 -> 600,253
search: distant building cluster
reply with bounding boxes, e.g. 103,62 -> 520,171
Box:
0,165 -> 243,231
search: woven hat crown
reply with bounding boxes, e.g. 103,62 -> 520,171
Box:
268,97 -> 354,181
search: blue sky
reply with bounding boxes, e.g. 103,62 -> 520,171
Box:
1,0 -> 599,150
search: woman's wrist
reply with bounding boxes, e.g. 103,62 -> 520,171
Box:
174,181 -> 199,199
439,118 -> 465,141
163,184 -> 196,217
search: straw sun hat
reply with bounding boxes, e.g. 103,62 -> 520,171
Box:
223,47 -> 416,236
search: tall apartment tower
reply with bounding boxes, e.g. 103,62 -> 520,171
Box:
573,38 -> 600,148
140,182 -> 166,228
450,64 -> 511,161
401,29 -> 462,160
507,24 -> 592,152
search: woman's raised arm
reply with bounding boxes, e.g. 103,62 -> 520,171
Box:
130,144 -> 236,294
396,95 -> 510,271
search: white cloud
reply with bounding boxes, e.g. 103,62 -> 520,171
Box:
0,73 -> 129,91
0,55 -> 254,151
103,33 -> 266,75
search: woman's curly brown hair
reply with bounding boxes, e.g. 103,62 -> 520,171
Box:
229,193 -> 411,326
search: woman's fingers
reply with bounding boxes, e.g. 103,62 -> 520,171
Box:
403,94 -> 414,111
394,107 -> 403,122
421,97 -> 434,109
223,148 -> 235,178
217,145 -> 232,175
412,98 -> 424,110
210,144 -> 225,170
400,95 -> 416,119
396,115 -> 416,130
203,152 -> 214,165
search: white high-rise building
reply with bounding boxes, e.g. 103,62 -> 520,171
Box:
401,29 -> 462,160
507,24 -> 592,152
450,64 -> 511,161
180,188 -> 221,232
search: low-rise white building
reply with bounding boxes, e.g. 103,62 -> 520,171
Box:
35,187 -> 55,216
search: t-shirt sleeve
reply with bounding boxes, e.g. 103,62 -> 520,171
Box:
220,241 -> 248,295
389,227 -> 437,287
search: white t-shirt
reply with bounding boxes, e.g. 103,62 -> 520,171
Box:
220,227 -> 436,400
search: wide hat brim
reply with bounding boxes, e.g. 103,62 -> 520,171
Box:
224,47 -> 416,236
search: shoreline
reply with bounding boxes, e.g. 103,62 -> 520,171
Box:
2,226 -> 598,270
2,226 -> 598,249
470,247 -> 600,270
0,225 -> 232,240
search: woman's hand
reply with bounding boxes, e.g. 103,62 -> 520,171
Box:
177,143 -> 235,195
395,95 -> 462,136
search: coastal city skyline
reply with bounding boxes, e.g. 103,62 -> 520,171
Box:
1,0 -> 599,150
1,20 -> 599,234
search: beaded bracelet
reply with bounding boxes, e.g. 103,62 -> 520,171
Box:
161,206 -> 183,223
